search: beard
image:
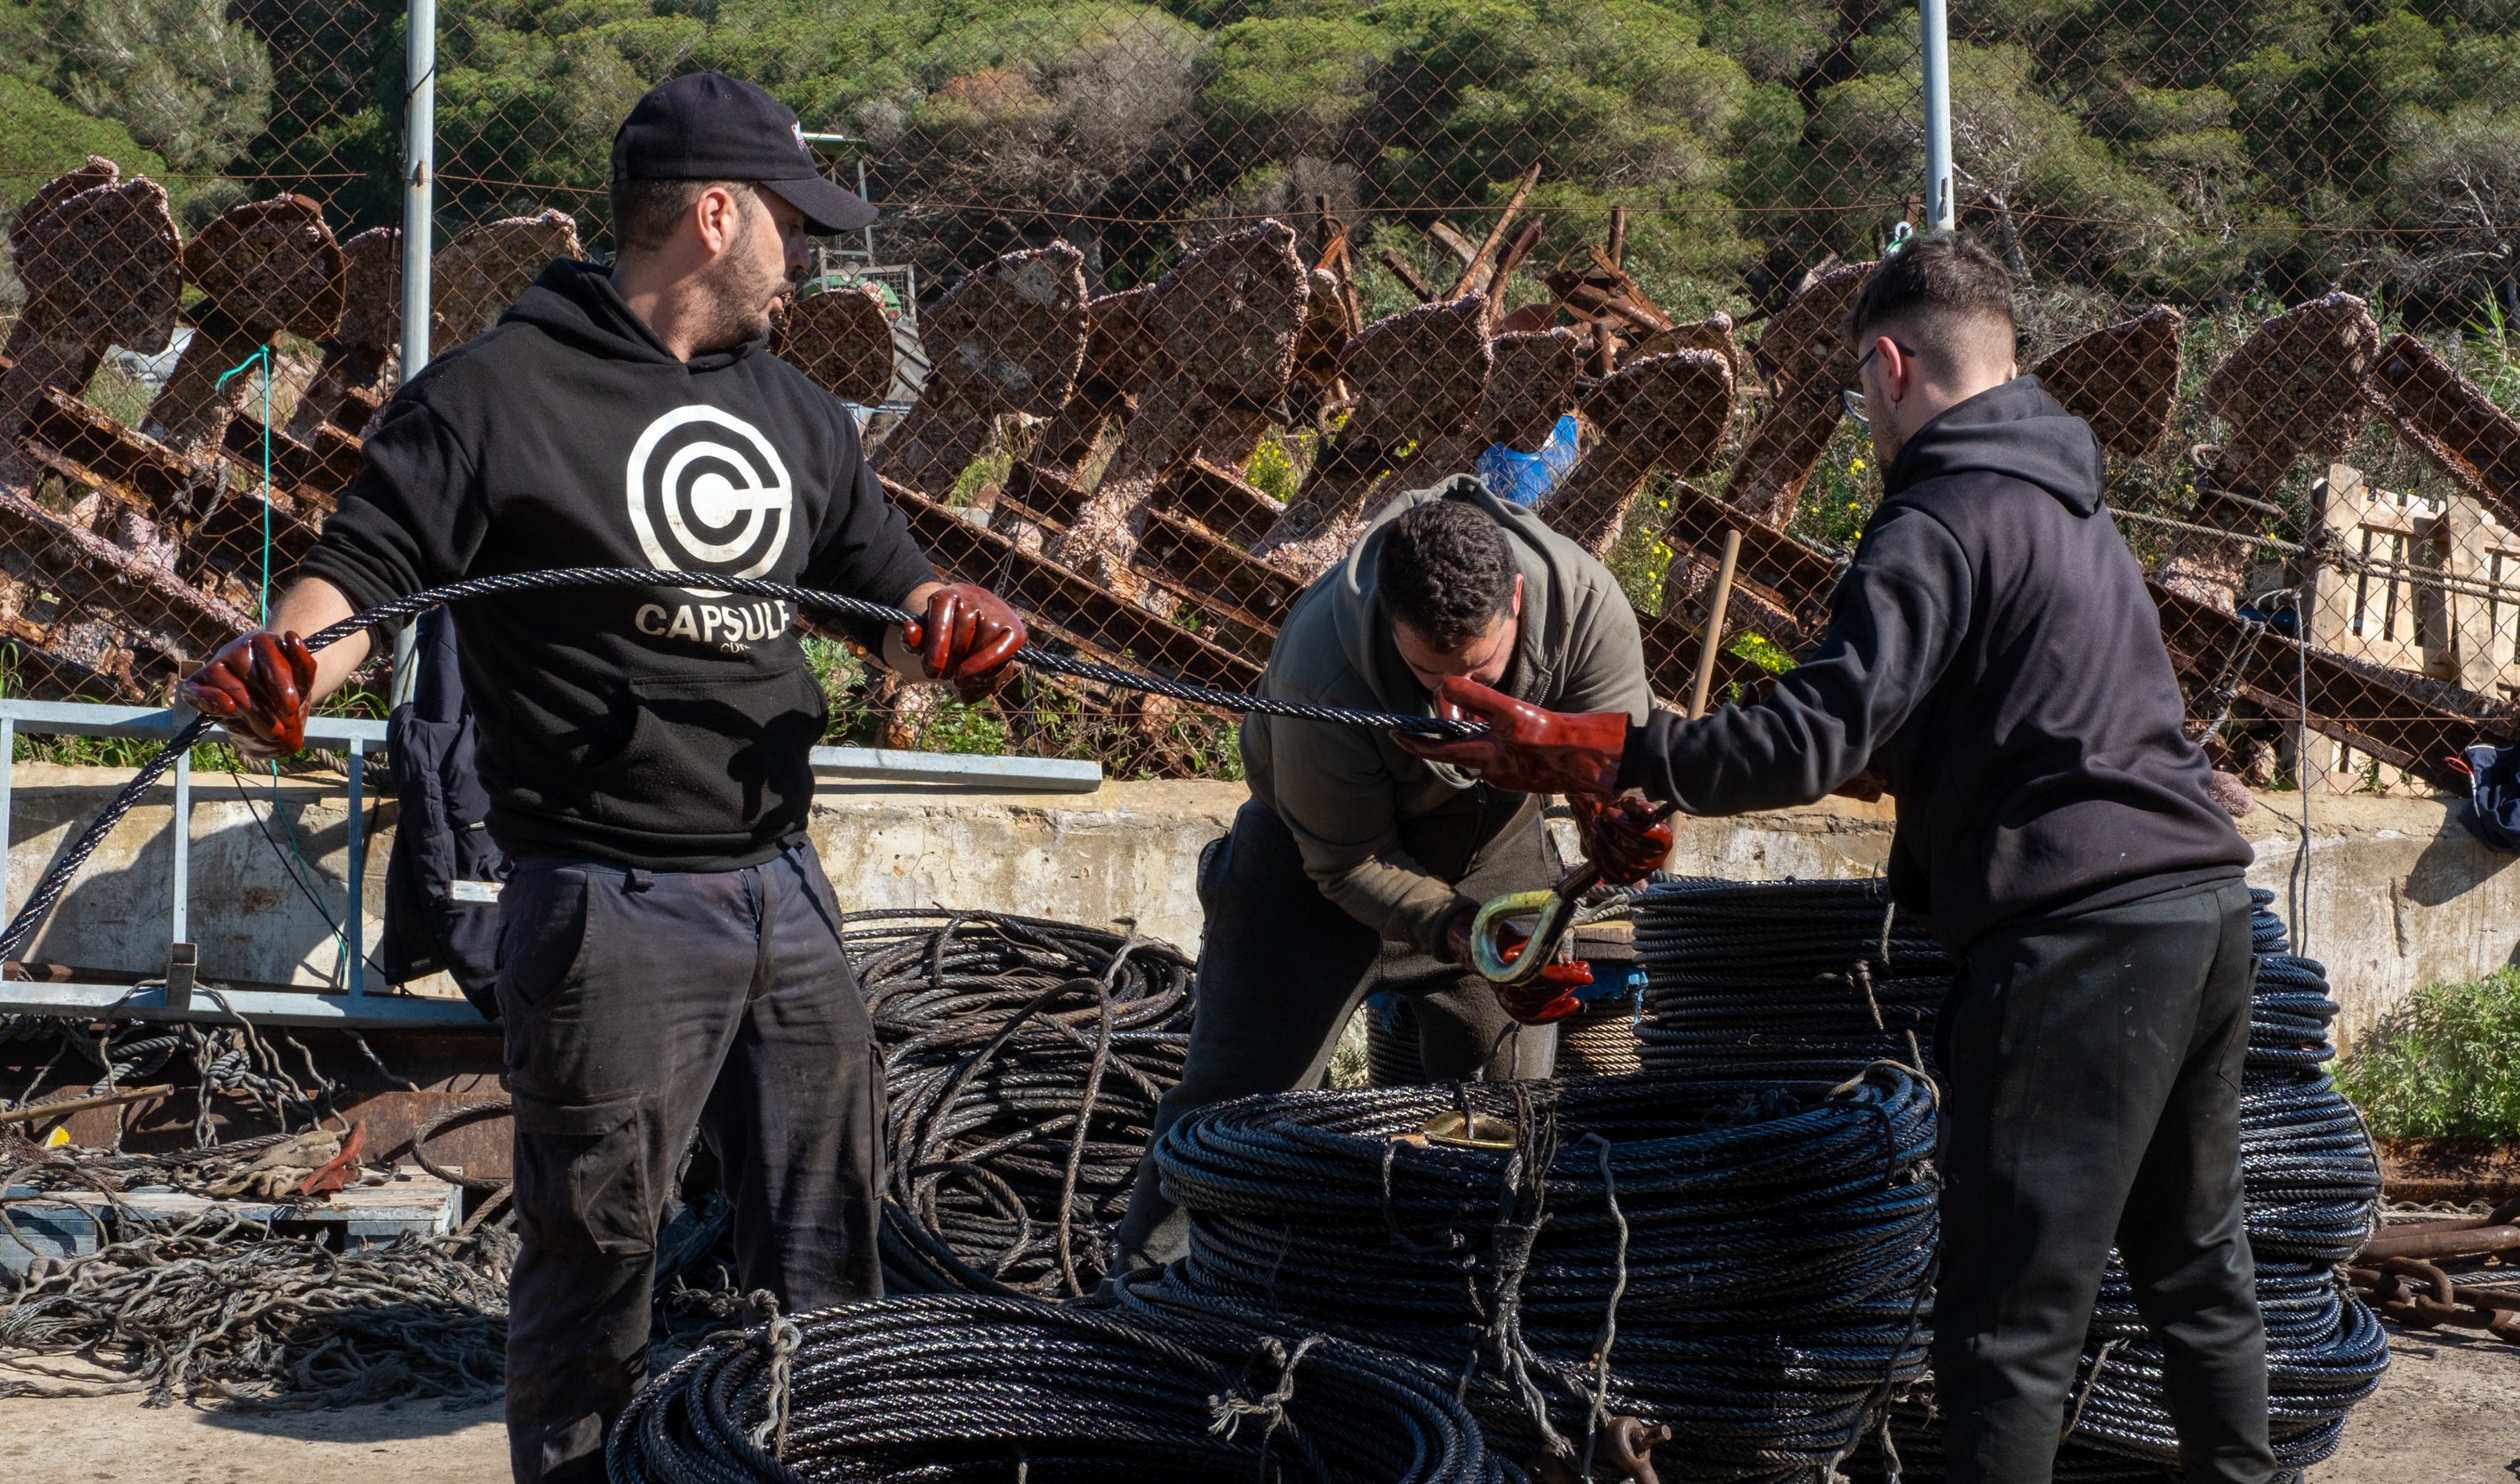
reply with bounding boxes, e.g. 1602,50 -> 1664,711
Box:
688,212 -> 792,352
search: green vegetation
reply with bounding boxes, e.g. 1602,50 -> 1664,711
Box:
4,0 -> 2516,320
2336,967 -> 2520,1140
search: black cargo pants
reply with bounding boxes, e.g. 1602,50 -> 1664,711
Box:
495,842 -> 883,1484
1932,878 -> 2275,1484
1112,790 -> 1560,1271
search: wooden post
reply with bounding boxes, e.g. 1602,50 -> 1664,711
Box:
2443,493 -> 2503,694
1688,529 -> 1744,719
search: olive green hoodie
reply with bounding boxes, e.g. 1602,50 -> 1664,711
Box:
1241,475 -> 1654,953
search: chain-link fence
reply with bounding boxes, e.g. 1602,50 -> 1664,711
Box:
1,0 -> 2516,788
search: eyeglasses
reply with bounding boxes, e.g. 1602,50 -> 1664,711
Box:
1840,340 -> 1916,430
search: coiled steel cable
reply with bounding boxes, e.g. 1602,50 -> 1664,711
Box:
0,567 -> 1482,968
605,1293 -> 1524,1483
1138,1065 -> 1940,1480
842,910 -> 1194,1298
1633,878 -> 1953,1082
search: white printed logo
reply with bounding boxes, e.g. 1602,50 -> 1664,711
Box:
624,405 -> 794,595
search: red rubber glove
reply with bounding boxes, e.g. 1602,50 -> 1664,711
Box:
180,630 -> 318,758
900,582 -> 1028,702
1575,797 -> 1671,886
1394,677 -> 1630,800
1441,906 -> 1593,1025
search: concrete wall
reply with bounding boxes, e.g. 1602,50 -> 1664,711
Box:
8,764 -> 2513,1053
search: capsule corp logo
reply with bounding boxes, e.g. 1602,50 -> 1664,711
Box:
623,405 -> 797,650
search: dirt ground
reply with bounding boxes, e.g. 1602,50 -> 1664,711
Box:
0,1329 -> 2509,1482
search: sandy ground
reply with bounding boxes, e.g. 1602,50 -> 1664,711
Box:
0,1329 -> 2509,1482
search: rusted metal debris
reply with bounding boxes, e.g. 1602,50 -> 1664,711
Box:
1394,325 -> 1585,488
1031,287 -> 1155,482
431,209 -> 580,356
149,195 -> 346,459
1539,348 -> 1735,558
884,477 -> 1263,694
287,226 -> 400,441
1625,311 -> 1743,383
2161,293 -> 2380,610
2032,306 -> 2183,459
2151,577 -> 2511,790
2348,1207 -> 2520,1345
1060,222 -> 1308,587
1249,293 -> 1492,578
874,242 -> 1090,494
770,283 -> 895,406
0,166 -> 182,454
0,480 -> 258,699
1655,477 -> 1845,653
1727,262 -> 1873,528
2365,332 -> 2520,531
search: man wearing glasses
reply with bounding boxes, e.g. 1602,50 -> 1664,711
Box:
1399,234 -> 2270,1484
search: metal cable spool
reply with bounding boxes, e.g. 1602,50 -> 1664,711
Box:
605,1293 -> 1524,1483
1633,878 -> 1953,1082
1138,1065 -> 1940,1480
842,910 -> 1195,1299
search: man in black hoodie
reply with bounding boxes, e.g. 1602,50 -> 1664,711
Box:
1402,236 -> 2272,1484
179,74 -> 1026,1484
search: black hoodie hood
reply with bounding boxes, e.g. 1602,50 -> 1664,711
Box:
1884,375 -> 2104,515
499,258 -> 771,372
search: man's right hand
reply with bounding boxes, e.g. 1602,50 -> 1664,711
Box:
180,631 -> 318,759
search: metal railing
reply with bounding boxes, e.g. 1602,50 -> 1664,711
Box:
0,699 -> 1102,1029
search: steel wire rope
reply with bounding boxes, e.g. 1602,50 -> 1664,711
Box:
844,910 -> 1194,1299
1133,1064 -> 1942,1481
0,569 -> 1483,971
604,1291 -> 1524,1483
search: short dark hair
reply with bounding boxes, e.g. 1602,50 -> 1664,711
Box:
609,178 -> 756,254
1842,231 -> 2015,368
1379,498 -> 1516,650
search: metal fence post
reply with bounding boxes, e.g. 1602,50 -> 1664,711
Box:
0,718 -> 13,932
346,738 -> 365,998
402,0 -> 437,381
1922,0 -> 1955,231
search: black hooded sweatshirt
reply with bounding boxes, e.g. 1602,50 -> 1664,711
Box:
302,259 -> 936,871
1620,376 -> 2250,948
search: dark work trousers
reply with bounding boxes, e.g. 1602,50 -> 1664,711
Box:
1112,790 -> 1561,1270
495,842 -> 883,1484
1932,878 -> 2274,1484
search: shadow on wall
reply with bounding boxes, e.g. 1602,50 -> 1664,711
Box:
14,784 -> 386,989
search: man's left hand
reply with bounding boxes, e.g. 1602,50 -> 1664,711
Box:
901,582 -> 1028,702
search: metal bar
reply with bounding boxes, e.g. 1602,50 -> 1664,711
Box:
808,746 -> 1100,791
0,981 -> 488,1030
1921,0 -> 1955,231
170,747 -> 189,945
346,738 -> 364,997
402,0 -> 437,381
0,700 -> 386,742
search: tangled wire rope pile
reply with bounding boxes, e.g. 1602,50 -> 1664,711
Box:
1,1010 -> 350,1151
843,910 -> 1195,1298
1632,879 -> 1953,1082
607,1292 -> 1525,1483
0,1212 -> 510,1406
1132,1065 -> 1939,1481
1837,888 -> 2388,1482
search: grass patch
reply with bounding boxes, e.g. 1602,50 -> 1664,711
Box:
2335,967 -> 2520,1141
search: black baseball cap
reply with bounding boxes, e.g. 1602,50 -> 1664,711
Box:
611,71 -> 877,235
